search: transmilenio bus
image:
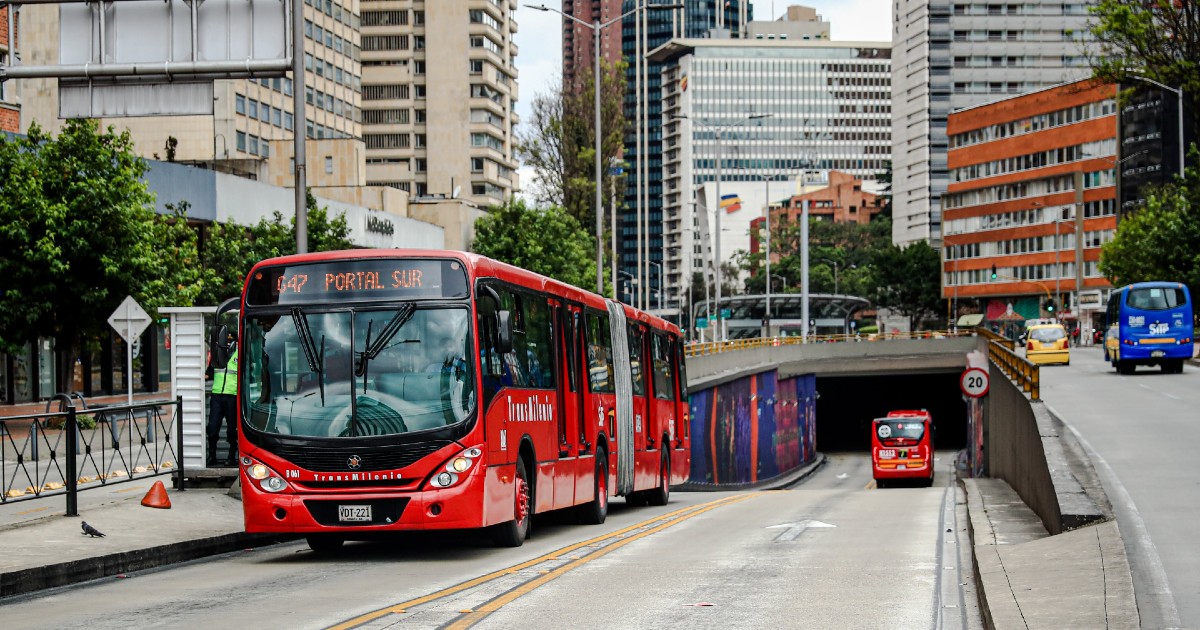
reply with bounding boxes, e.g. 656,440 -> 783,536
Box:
1103,281 -> 1193,374
228,250 -> 690,551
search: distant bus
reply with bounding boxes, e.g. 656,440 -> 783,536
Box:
230,249 -> 690,552
871,410 -> 934,488
1103,282 -> 1193,374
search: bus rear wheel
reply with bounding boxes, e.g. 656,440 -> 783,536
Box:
646,451 -> 670,507
579,452 -> 609,525
492,458 -> 531,547
1117,361 -> 1135,375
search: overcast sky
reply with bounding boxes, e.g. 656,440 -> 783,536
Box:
510,0 -> 894,196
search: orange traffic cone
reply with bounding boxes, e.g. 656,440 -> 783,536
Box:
141,480 -> 172,509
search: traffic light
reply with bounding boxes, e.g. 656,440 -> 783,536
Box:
990,264 -> 997,280
1044,299 -> 1056,313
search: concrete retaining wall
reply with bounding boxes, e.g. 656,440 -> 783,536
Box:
984,363 -> 1103,535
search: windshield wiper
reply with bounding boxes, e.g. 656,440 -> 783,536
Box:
355,302 -> 416,378
290,308 -> 322,375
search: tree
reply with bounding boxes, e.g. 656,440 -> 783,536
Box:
0,120 -> 202,388
472,199 -> 603,292
1087,0 -> 1200,143
1099,172 -> 1200,294
869,241 -> 943,331
514,60 -> 627,230
739,216 -> 891,297
197,191 -> 353,305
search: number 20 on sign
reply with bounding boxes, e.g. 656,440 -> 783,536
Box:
960,367 -> 989,398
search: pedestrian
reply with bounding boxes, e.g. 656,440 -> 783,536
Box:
207,327 -> 239,467
1071,325 -> 1080,347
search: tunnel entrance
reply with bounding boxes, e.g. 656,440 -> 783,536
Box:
815,371 -> 969,453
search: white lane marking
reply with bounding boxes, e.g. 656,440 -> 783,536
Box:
837,473 -> 849,480
1045,402 -> 1182,629
767,520 -> 836,542
1163,392 -> 1180,400
1138,383 -> 1153,391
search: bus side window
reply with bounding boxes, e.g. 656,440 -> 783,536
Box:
585,311 -> 614,393
628,324 -> 646,396
651,332 -> 673,400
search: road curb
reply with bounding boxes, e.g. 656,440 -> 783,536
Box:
0,532 -> 287,599
676,452 -> 827,492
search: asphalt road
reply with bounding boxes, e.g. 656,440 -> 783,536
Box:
1,454 -> 980,630
1037,346 -> 1200,630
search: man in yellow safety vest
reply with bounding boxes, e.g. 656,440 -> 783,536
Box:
207,329 -> 239,467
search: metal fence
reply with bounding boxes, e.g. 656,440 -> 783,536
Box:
684,328 -> 976,358
0,397 -> 185,515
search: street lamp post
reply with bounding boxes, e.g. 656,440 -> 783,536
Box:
527,3 -> 683,296
617,270 -> 637,304
648,260 -> 663,313
673,113 -> 772,342
1128,74 -> 1186,178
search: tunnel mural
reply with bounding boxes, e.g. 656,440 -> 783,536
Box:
688,371 -> 817,486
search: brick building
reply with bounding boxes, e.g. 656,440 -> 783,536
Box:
942,79 -> 1117,339
777,170 -> 885,225
1,6 -> 18,133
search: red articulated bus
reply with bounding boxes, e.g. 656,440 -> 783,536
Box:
871,410 -> 934,488
229,249 -> 690,552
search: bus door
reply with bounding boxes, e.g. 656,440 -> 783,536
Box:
550,301 -> 584,509
628,323 -> 650,459
647,331 -> 676,453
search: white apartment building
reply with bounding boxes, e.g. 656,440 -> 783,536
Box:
654,38 -> 891,311
891,0 -> 1095,246
359,1 -> 519,206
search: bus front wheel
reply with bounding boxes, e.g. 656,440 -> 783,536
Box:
492,458 -> 531,547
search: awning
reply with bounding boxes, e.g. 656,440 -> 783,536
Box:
956,313 -> 984,327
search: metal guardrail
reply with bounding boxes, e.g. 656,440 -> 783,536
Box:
977,326 -> 1016,350
0,397 -> 185,515
684,329 -> 976,358
987,339 -> 1040,401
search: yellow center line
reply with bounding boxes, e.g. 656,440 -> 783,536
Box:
326,494 -> 751,630
864,479 -> 876,490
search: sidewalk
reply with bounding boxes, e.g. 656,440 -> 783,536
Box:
962,478 -> 1139,629
0,481 -> 278,598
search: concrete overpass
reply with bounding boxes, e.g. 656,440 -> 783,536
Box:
681,332 -> 1102,536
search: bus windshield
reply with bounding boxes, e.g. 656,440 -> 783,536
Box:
876,419 -> 926,442
1126,287 -> 1187,311
241,306 -> 476,438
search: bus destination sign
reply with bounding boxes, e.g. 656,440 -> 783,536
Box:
246,258 -> 469,305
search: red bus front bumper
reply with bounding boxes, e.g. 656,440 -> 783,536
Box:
242,465 -> 500,534
872,457 -> 931,480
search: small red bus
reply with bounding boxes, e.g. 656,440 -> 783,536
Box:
871,410 -> 934,488
229,250 -> 690,551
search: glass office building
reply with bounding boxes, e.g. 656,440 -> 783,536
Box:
654,39 -> 891,318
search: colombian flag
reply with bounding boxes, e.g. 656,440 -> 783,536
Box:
720,194 -> 742,214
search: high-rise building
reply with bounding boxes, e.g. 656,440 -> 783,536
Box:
656,37 -> 891,313
562,0 -> 626,90
891,0 -> 1094,247
943,79 -> 1116,337
360,1 -> 520,205
0,6 -> 17,133
747,5 -> 829,41
17,0 -> 362,182
1117,81 -> 1194,217
620,0 -> 750,312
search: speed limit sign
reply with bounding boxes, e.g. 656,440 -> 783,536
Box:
960,367 -> 989,398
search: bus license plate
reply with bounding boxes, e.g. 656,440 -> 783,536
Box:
879,449 -> 896,459
1151,350 -> 1165,358
338,505 -> 372,522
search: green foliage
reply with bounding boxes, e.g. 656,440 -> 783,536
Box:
1099,166 -> 1200,294
472,199 -> 603,293
0,120 -> 197,357
869,241 -> 943,331
1087,0 -> 1200,147
197,191 -> 353,305
741,216 -> 891,297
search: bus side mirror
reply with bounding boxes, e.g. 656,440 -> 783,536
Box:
496,311 -> 514,354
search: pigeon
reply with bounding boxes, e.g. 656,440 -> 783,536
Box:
81,521 -> 106,538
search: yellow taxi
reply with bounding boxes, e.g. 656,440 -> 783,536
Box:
1025,323 -> 1070,365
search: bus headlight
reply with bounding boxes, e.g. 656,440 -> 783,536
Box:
249,464 -> 271,480
261,476 -> 287,493
429,445 -> 484,488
